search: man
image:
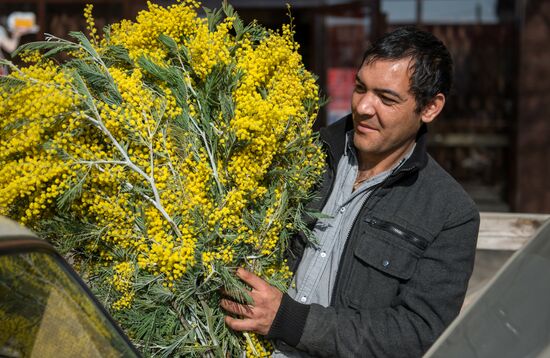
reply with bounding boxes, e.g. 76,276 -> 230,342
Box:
221,27 -> 479,357
1,23 -> 31,75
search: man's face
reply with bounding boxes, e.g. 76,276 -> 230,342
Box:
351,57 -> 424,163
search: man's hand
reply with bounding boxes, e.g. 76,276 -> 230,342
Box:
220,268 -> 283,335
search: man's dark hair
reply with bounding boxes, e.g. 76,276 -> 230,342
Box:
361,26 -> 453,113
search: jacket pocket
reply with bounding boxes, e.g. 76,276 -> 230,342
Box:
341,223 -> 428,309
353,234 -> 420,281
364,217 -> 429,252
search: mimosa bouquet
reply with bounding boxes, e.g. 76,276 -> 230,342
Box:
0,1 -> 324,356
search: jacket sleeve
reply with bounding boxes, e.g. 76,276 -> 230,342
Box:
267,210 -> 480,358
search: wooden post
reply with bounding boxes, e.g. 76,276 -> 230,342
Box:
416,0 -> 422,25
37,0 -> 46,40
515,0 -> 550,213
370,0 -> 381,41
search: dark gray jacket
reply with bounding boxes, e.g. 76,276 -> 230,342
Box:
267,115 -> 480,357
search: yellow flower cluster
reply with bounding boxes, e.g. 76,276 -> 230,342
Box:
0,1 -> 325,356
228,25 -> 322,194
109,0 -> 201,62
201,245 -> 234,275
0,61 -> 79,223
179,153 -> 214,213
246,333 -> 273,358
186,16 -> 234,79
137,207 -> 197,287
111,262 -> 135,310
105,67 -> 182,140
0,62 -> 77,157
264,260 -> 293,282
84,4 -> 100,45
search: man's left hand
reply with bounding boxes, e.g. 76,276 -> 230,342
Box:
220,268 -> 283,335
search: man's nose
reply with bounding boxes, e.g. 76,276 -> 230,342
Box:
355,92 -> 376,117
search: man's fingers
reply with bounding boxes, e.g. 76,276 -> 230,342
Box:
224,316 -> 256,332
236,268 -> 265,290
221,270 -> 283,335
220,298 -> 254,318
220,287 -> 254,305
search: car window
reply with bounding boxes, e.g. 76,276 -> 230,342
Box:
0,249 -> 139,358
424,221 -> 550,358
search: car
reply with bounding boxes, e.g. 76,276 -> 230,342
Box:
0,216 -> 141,357
424,219 -> 550,358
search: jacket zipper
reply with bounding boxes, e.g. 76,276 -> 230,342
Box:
319,139 -> 337,214
364,217 -> 429,251
329,183 -> 382,305
329,165 -> 418,305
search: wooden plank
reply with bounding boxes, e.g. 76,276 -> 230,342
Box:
477,212 -> 550,250
432,133 -> 508,147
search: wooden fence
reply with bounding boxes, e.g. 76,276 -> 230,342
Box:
478,212 -> 550,251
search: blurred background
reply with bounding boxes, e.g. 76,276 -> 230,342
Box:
1,0 -> 548,215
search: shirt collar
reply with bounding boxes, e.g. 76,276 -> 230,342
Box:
344,130 -> 355,157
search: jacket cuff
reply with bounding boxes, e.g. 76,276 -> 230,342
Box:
266,293 -> 310,347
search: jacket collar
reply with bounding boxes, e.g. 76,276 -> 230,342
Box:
319,113 -> 429,184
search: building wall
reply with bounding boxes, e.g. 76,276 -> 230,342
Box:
515,0 -> 550,213
389,23 -> 517,212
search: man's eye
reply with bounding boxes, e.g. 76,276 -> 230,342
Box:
380,96 -> 396,105
354,84 -> 366,93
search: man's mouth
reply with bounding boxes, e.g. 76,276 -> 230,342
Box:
355,121 -> 378,134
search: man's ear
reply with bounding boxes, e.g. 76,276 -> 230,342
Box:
421,93 -> 445,124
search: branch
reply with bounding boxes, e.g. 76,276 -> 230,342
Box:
175,52 -> 224,195
170,300 -> 215,358
77,83 -> 182,237
188,112 -> 224,195
162,127 -> 184,194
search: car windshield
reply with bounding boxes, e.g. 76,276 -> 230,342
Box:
0,248 -> 139,358
425,221 -> 550,358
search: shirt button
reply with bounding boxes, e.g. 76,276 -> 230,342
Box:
300,296 -> 307,303
339,207 -> 346,213
320,251 -> 327,258
382,260 -> 390,267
